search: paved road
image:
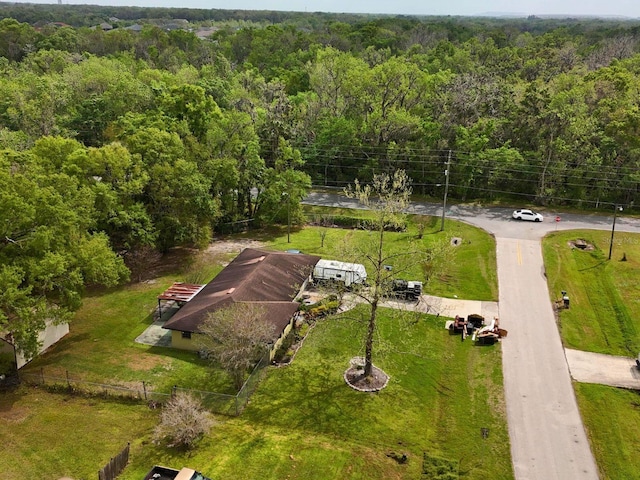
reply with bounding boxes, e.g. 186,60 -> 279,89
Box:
497,237 -> 599,479
304,191 -> 640,480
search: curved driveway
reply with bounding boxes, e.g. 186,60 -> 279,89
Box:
305,191 -> 640,480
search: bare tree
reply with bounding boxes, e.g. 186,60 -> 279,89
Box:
198,303 -> 276,390
344,170 -> 413,379
154,392 -> 213,448
319,228 -> 328,248
123,244 -> 162,282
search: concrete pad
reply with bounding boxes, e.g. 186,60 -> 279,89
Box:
416,294 -> 499,321
134,305 -> 178,347
134,321 -> 172,347
565,348 -> 640,389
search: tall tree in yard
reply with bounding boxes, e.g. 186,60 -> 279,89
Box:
344,169 -> 412,380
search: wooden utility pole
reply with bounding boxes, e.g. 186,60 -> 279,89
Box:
440,150 -> 451,231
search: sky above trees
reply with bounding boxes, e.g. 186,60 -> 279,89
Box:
8,0 -> 640,17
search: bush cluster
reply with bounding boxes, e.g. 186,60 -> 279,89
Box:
422,453 -> 458,479
308,214 -> 406,232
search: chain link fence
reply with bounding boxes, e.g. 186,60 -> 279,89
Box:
19,354 -> 271,416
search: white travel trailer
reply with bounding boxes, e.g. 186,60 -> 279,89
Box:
313,259 -> 367,287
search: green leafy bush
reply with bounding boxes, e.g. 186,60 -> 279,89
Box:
306,300 -> 339,319
422,453 -> 458,479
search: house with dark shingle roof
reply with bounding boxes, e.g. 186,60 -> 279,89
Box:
163,248 -> 320,358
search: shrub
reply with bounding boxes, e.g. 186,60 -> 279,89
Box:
154,392 -> 213,448
307,214 -> 406,232
422,453 -> 458,479
306,300 -> 339,319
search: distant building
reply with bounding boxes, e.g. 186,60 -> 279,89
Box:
124,23 -> 143,32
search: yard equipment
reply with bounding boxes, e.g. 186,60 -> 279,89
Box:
472,317 -> 507,345
447,314 -> 485,341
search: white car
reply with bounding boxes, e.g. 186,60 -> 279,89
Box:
512,209 -> 543,222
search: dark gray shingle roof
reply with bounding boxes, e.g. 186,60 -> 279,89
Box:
163,248 -> 320,334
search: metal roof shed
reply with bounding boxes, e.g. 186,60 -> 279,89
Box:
157,282 -> 205,316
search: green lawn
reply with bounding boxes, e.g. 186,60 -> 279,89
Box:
542,229 -> 640,356
3,307 -> 512,480
575,383 -> 640,480
0,387 -> 157,480
271,208 -> 497,301
127,308 -> 513,479
21,264 -> 236,394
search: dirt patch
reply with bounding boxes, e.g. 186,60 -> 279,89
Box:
123,353 -> 172,372
344,357 -> 390,392
206,238 -> 266,255
568,239 -> 594,251
0,405 -> 29,423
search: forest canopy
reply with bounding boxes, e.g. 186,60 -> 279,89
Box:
2,4 -> 640,356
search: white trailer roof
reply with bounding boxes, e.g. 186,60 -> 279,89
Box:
315,259 -> 367,274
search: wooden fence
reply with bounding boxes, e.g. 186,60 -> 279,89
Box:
98,443 -> 130,480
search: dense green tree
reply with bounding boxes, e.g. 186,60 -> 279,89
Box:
36,26 -> 79,53
0,145 -> 128,358
254,138 -> 311,229
3,8 -> 640,222
160,84 -> 221,141
0,18 -> 39,62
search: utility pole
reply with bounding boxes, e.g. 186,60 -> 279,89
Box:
608,204 -> 622,260
440,150 -> 451,231
287,193 -> 291,243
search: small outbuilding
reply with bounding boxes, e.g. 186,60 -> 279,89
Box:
0,319 -> 69,371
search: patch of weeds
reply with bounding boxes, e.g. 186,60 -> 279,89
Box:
422,452 -> 458,479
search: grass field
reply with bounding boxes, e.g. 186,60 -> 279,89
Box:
120,306 -> 512,480
0,388 -> 157,479
268,208 -> 496,301
18,252 -> 236,394
3,215 -> 507,479
542,229 -> 640,356
575,383 -> 640,480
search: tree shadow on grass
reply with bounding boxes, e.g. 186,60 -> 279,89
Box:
243,359 -> 377,439
19,332 -> 92,372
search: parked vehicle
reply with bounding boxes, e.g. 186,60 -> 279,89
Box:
312,259 -> 367,287
389,279 -> 423,301
512,209 -> 543,222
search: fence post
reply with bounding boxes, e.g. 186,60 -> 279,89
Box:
142,381 -> 147,401
172,385 -> 177,398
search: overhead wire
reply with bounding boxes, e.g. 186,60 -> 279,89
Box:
294,144 -> 638,204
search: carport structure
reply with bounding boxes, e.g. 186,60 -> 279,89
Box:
157,282 -> 206,317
